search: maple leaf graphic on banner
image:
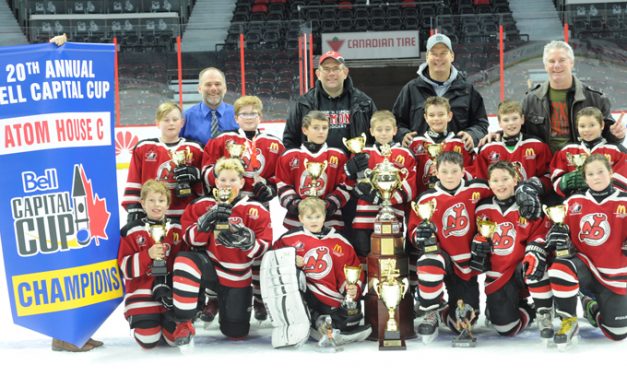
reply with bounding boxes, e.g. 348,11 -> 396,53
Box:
79,165 -> 111,245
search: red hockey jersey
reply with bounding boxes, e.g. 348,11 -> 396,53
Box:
408,132 -> 475,195
122,138 -> 204,219
563,190 -> 627,295
550,140 -> 627,197
475,198 -> 550,294
276,144 -> 350,230
475,134 -> 552,190
408,180 -> 492,280
272,227 -> 364,308
201,129 -> 285,196
349,143 -> 417,229
181,196 -> 272,288
118,219 -> 184,319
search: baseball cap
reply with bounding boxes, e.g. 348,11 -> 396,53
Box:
426,34 -> 453,52
319,50 -> 345,65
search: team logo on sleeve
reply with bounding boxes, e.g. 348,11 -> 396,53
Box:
302,246 -> 332,279
442,203 -> 469,237
492,222 -> 516,256
578,213 -> 610,246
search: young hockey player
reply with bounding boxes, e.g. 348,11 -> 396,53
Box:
171,158 -> 272,342
546,154 -> 627,348
271,197 -> 372,345
122,102 -> 204,223
345,110 -> 416,258
471,161 -> 551,337
199,95 -> 284,321
550,107 -> 626,198
474,100 -> 552,191
276,111 -> 350,230
118,180 -> 185,348
408,96 -> 474,195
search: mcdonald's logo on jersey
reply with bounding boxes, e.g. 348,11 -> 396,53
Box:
332,244 -> 343,255
604,154 -> 612,164
269,142 -> 279,153
248,208 -> 259,219
173,232 -> 180,244
453,145 -> 462,154
329,156 -> 339,167
395,155 -> 405,165
472,192 -> 481,203
617,205 -> 626,218
518,217 -> 527,227
525,148 -> 536,159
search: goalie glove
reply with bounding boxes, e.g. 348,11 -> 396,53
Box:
344,153 -> 370,180
515,177 -> 543,219
522,242 -> 547,281
197,203 -> 232,232
173,165 -> 201,183
217,223 -> 256,250
469,234 -> 492,272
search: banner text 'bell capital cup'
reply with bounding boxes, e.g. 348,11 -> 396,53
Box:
0,41 -> 122,347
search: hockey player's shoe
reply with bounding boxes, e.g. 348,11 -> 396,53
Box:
254,299 -> 268,321
199,297 -> 218,323
579,293 -> 599,328
536,307 -> 555,340
172,321 -> 195,346
554,317 -> 578,350
418,310 -> 439,344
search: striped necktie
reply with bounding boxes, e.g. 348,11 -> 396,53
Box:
210,110 -> 219,138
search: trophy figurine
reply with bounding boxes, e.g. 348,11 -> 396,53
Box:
411,199 -> 438,253
342,265 -> 362,316
147,222 -> 168,277
212,187 -> 235,236
317,316 -> 343,353
343,133 -> 369,183
543,204 -> 573,258
372,270 -> 409,350
170,147 -> 193,198
303,159 -> 328,197
452,299 -> 477,348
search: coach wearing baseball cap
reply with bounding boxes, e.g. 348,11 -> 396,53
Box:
392,33 -> 489,150
283,50 -> 377,153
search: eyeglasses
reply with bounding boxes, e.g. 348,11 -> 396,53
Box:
238,112 -> 259,119
319,66 -> 343,74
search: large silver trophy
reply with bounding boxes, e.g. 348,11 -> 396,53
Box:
364,144 -> 408,223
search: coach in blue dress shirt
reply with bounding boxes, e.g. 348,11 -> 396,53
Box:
181,67 -> 238,146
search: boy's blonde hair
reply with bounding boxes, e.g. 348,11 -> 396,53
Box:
140,179 -> 171,205
302,111 -> 328,129
215,157 -> 245,176
370,110 -> 397,128
155,102 -> 182,122
576,106 -> 603,128
424,96 -> 451,113
298,197 -> 326,217
497,100 -> 523,120
234,95 -> 263,116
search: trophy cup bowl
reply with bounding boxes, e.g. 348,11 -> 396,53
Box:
226,141 -> 246,159
148,223 -> 168,277
370,159 -> 403,205
427,143 -> 444,159
304,159 -> 328,197
212,187 -> 234,234
342,133 -> 367,154
543,204 -> 573,258
373,276 -> 409,350
342,265 -> 362,312
476,218 -> 497,240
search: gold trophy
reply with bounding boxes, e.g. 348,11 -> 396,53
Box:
469,218 -> 497,272
342,265 -> 362,315
343,133 -> 369,183
411,199 -> 438,253
566,152 -> 588,170
212,187 -> 235,236
226,140 -> 245,159
147,222 -> 168,277
170,147 -> 193,198
372,259 -> 409,350
543,204 -> 573,258
425,143 -> 444,188
303,159 -> 328,197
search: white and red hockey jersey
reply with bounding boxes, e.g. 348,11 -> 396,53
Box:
276,144 -> 350,230
349,143 -> 416,230
563,190 -> 627,295
408,180 -> 492,280
408,132 -> 475,195
272,227 -> 364,308
475,133 -> 552,190
181,196 -> 272,288
550,140 -> 627,197
118,219 -> 184,319
122,138 -> 204,219
475,198 -> 550,295
201,129 -> 285,195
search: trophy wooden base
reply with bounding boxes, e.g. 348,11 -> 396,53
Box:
452,336 -> 477,348
379,330 -> 406,351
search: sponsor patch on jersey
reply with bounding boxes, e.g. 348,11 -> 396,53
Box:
524,148 -> 536,159
136,234 -> 146,246
569,203 -> 582,215
145,151 -> 157,162
489,151 -> 500,162
289,157 -> 299,170
616,205 -> 626,218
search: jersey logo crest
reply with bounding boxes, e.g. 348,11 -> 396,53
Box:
303,246 -> 332,279
442,203 -> 469,238
578,213 -> 610,246
492,222 -> 516,256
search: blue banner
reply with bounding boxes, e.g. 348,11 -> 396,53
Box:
0,42 -> 123,346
